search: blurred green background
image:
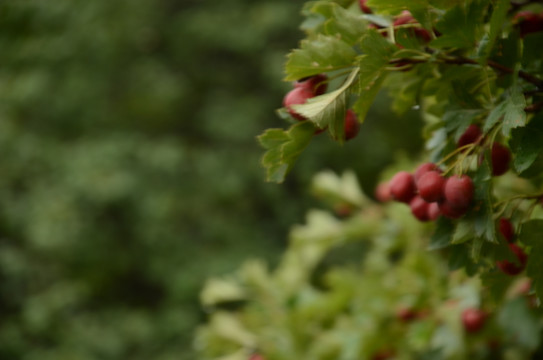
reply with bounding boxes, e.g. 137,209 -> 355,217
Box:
0,0 -> 422,359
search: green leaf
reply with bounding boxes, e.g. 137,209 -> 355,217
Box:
431,1 -> 487,50
258,121 -> 315,183
285,34 -> 357,81
510,113 -> 543,174
484,87 -> 527,137
353,30 -> 399,122
442,109 -> 484,140
498,297 -> 541,351
309,2 -> 369,46
477,0 -> 510,61
291,68 -> 359,141
472,157 -> 496,243
429,217 -> 454,250
481,271 -> 514,301
366,0 -> 429,14
520,220 -> 543,301
452,219 -> 474,244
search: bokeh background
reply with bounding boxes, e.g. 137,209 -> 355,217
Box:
0,0 -> 422,359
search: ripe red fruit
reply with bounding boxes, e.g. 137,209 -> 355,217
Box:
393,11 -> 431,42
372,349 -> 395,360
375,182 -> 392,202
359,0 -> 372,14
427,202 -> 441,220
344,110 -> 360,141
457,124 -> 482,148
389,171 -> 416,203
414,162 -> 441,184
491,142 -> 511,176
514,11 -> 543,38
462,308 -> 486,333
295,74 -> 328,96
410,196 -> 430,222
444,175 -> 474,209
499,218 -> 514,243
438,200 -> 468,219
283,87 -> 314,121
496,243 -> 527,276
396,307 -> 418,322
417,171 -> 446,202
249,354 -> 265,360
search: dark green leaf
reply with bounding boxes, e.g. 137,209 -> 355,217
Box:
429,217 -> 454,250
431,1 -> 487,49
510,113 -> 543,174
477,0 -> 510,61
520,220 -> 543,301
472,157 -> 496,243
484,87 -> 527,137
481,271 -> 514,301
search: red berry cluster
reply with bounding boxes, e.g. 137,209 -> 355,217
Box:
376,163 -> 474,222
282,74 -> 360,140
496,217 -> 528,276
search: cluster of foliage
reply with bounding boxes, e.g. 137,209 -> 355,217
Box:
197,0 -> 543,358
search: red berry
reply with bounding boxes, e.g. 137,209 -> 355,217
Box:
344,110 -> 360,141
444,175 -> 474,209
496,243 -> 527,276
372,349 -> 395,360
491,143 -> 511,176
389,171 -> 416,203
414,162 -> 440,183
457,124 -> 482,148
359,0 -> 372,14
396,307 -> 418,322
438,200 -> 469,219
393,11 -> 431,42
417,171 -> 446,202
283,87 -> 314,121
427,202 -> 441,220
375,182 -> 392,202
410,196 -> 430,222
462,308 -> 486,333
514,11 -> 543,38
249,355 -> 265,360
499,218 -> 514,243
295,74 -> 328,96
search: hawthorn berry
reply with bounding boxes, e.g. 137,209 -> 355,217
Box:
438,200 -> 468,219
249,354 -> 265,360
396,307 -> 418,322
491,142 -> 511,176
295,74 -> 327,96
375,181 -> 392,202
410,196 -> 430,222
417,171 -> 445,203
372,349 -> 395,360
392,11 -> 431,42
513,11 -> 543,38
427,202 -> 441,220
344,109 -> 360,141
499,218 -> 514,243
457,124 -> 482,148
443,175 -> 474,210
414,162 -> 440,184
496,243 -> 528,276
359,0 -> 372,14
461,308 -> 486,333
282,87 -> 314,121
389,171 -> 416,203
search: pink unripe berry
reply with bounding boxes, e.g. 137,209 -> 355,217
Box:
410,196 -> 430,222
375,182 -> 392,202
283,87 -> 314,121
491,142 -> 511,176
462,308 -> 486,333
389,171 -> 416,203
499,218 -> 514,243
497,243 -> 527,276
444,175 -> 474,210
457,124 -> 482,148
344,110 -> 360,141
417,171 -> 446,202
